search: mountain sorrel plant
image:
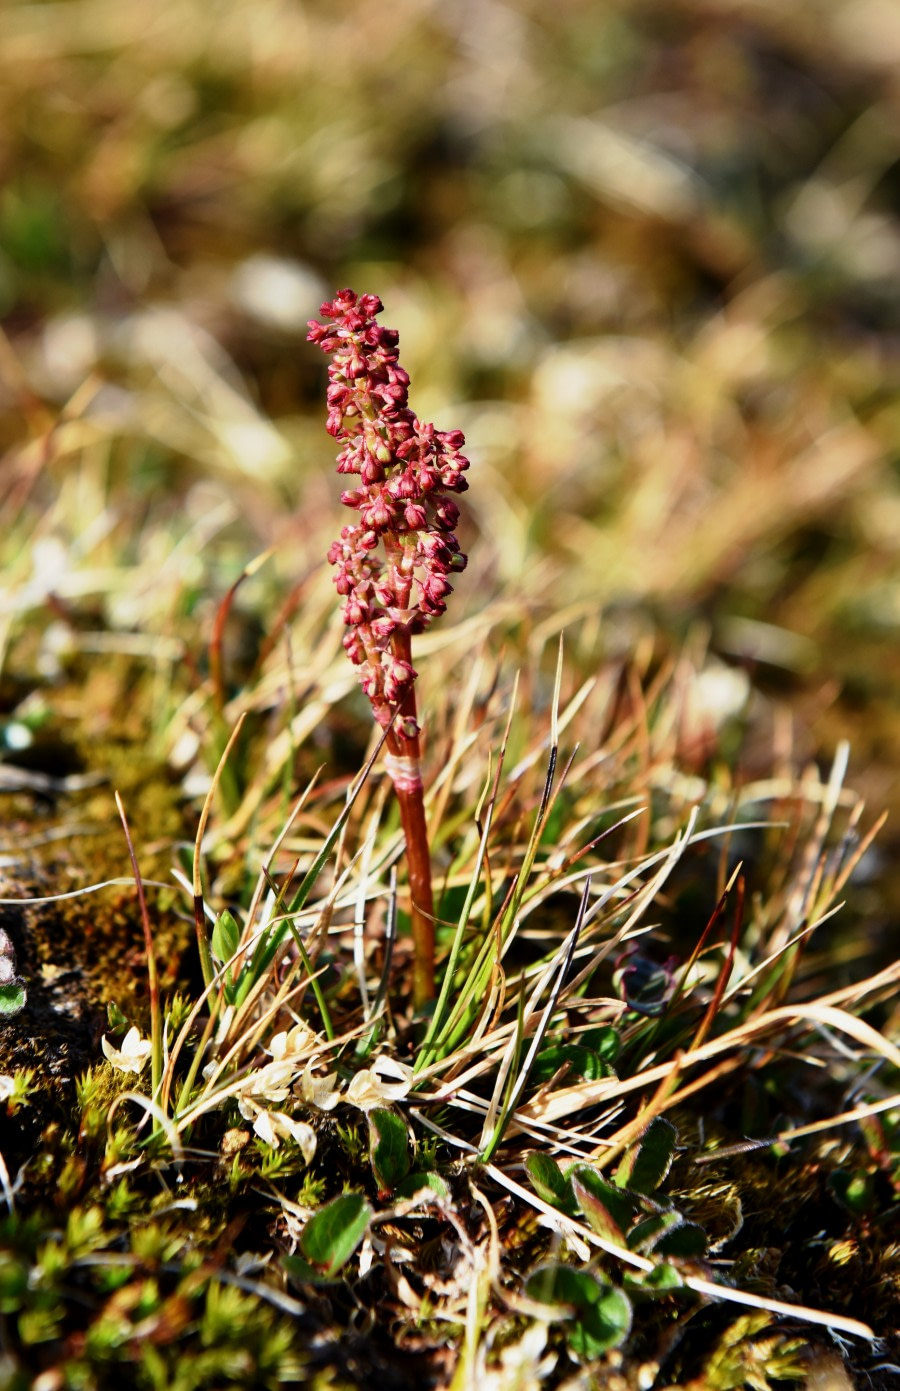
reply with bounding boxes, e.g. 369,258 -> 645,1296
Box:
308,289 -> 469,1007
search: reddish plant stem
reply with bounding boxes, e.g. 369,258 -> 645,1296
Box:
389,757 -> 435,1008
384,627 -> 434,1008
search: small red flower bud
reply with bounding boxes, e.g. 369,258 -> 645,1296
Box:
343,631 -> 366,665
343,598 -> 369,626
358,293 -> 384,317
421,572 -> 450,605
361,497 -> 394,530
434,498 -> 459,529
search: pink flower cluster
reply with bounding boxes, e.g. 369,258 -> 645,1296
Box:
308,290 -> 468,731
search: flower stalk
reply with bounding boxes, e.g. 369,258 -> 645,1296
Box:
308,289 -> 469,1007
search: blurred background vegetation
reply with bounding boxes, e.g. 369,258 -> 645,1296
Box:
3,0 -> 900,900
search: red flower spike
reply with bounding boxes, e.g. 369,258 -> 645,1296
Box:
309,289 -> 468,726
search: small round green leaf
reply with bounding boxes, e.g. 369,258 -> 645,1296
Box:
627,1209 -> 683,1254
569,1165 -> 636,1242
655,1221 -> 708,1258
395,1171 -> 450,1201
615,1117 -> 677,1194
298,1191 -> 372,1278
527,1263 -> 632,1357
581,1026 -> 621,1063
0,981 -> 27,1016
829,1168 -> 874,1215
531,1042 -> 614,1086
624,1261 -> 684,1299
526,1152 -> 578,1216
368,1107 -> 411,1193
